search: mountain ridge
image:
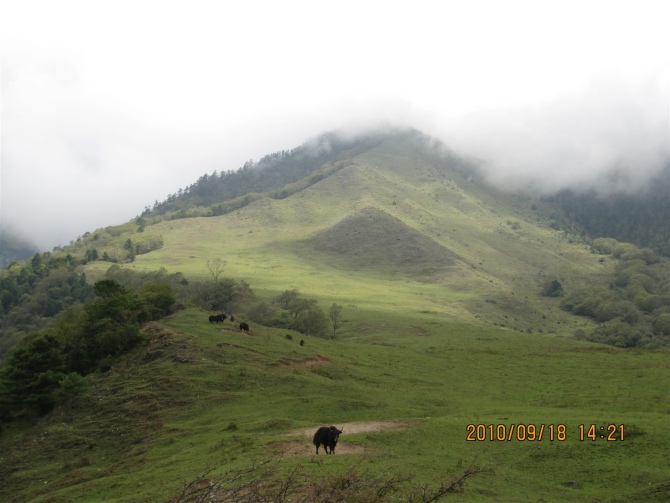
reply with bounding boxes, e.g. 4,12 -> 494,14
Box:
116,131 -> 607,337
2,128 -> 670,501
2,127 -> 669,351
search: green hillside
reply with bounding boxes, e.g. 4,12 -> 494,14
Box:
2,308 -> 669,501
122,130 -> 607,336
1,129 -> 670,501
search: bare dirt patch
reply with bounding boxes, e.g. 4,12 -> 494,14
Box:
271,420 -> 417,456
286,420 -> 415,437
277,355 -> 332,367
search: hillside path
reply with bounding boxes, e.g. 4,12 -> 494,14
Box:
270,420 -> 416,456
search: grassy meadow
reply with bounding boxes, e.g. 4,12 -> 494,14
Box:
3,135 -> 669,501
2,306 -> 668,502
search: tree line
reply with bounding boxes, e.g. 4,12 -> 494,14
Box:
142,132 -> 390,220
0,252 -> 93,360
0,278 -> 175,421
553,167 -> 670,257
244,288 -> 343,338
558,239 -> 670,348
0,258 -> 260,424
0,254 -> 344,424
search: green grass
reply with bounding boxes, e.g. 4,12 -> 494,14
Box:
3,136 -> 669,501
2,307 -> 669,501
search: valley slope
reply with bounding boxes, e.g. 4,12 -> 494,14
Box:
2,129 -> 669,502
120,130 -> 605,337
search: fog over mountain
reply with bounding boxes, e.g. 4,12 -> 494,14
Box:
439,74 -> 669,194
1,1 -> 668,251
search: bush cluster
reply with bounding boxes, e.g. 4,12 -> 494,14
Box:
562,244 -> 670,348
0,278 -> 176,421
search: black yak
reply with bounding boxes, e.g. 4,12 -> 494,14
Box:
313,426 -> 343,454
240,322 -> 250,331
209,315 -> 216,323
229,314 -> 235,322
300,340 -> 305,346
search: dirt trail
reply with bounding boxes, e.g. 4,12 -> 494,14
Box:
268,420 -> 416,456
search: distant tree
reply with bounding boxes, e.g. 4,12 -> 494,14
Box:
590,237 -> 618,255
588,319 -> 642,348
594,300 -> 640,324
139,282 -> 176,321
92,278 -> 125,298
55,372 -> 89,410
65,280 -> 145,374
85,248 -> 99,262
573,328 -> 587,340
206,258 -> 227,282
287,297 -> 318,320
248,302 -> 277,325
0,334 -> 66,416
329,303 -> 343,336
293,306 -> 328,337
275,289 -> 300,310
186,277 -> 250,312
123,238 -> 136,262
273,289 -> 328,337
541,279 -> 564,297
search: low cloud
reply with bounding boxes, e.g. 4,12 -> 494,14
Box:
2,3 -> 668,252
435,71 -> 670,195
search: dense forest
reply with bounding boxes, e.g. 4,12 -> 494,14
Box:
0,276 -> 177,421
560,238 -> 670,348
143,131 -> 392,220
0,252 -> 93,359
0,262 -> 240,421
553,166 -> 670,257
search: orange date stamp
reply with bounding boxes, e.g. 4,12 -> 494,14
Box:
466,423 -> 625,442
466,423 -> 567,441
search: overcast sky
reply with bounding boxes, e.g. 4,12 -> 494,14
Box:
1,0 -> 669,251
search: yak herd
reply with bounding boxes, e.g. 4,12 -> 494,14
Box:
208,313 -> 250,331
209,313 -> 234,324
208,315 -> 340,454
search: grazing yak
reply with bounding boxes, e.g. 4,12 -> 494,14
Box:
209,314 -> 227,323
313,426 -> 343,454
229,314 -> 235,322
300,340 -> 305,346
240,322 -> 250,332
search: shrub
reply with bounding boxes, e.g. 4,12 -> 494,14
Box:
652,314 -> 670,336
591,237 -> 619,255
541,279 -> 564,297
594,300 -> 640,324
0,334 -> 66,416
588,319 -> 642,348
139,282 -> 176,321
